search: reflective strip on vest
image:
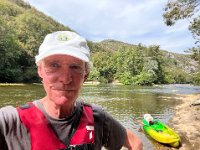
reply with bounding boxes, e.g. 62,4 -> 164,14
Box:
17,102 -> 95,150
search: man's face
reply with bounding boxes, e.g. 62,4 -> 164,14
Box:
38,54 -> 86,106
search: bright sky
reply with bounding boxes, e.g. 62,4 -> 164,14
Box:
27,0 -> 196,54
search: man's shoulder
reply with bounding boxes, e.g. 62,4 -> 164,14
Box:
0,105 -> 19,124
0,105 -> 17,115
90,103 -> 104,112
78,101 -> 105,118
82,102 -> 104,113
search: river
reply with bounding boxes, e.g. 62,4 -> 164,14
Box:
0,84 -> 200,149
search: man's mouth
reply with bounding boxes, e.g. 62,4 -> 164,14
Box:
52,88 -> 74,91
50,84 -> 75,91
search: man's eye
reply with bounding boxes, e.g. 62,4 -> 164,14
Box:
49,63 -> 60,68
69,64 -> 83,73
45,62 -> 61,73
70,65 -> 80,69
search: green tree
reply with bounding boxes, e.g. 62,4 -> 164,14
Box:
147,46 -> 165,84
0,18 -> 22,82
113,45 -> 145,85
140,57 -> 158,84
0,0 -> 24,17
92,51 -> 116,83
193,71 -> 200,84
163,0 -> 200,63
87,67 -> 100,81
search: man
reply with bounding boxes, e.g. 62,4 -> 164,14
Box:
0,31 -> 143,150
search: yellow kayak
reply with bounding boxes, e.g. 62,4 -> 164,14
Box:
142,114 -> 181,147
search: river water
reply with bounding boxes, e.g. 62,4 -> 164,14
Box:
0,84 -> 200,149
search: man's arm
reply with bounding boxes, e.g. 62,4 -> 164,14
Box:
124,129 -> 143,150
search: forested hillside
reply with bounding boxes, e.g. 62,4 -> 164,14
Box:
0,0 -> 70,82
88,40 -> 198,85
0,0 -> 199,85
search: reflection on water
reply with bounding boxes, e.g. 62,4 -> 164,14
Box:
0,84 -> 200,150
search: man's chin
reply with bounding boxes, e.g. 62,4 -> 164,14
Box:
53,96 -> 75,106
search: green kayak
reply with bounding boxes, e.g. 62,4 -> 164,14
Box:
142,114 -> 181,147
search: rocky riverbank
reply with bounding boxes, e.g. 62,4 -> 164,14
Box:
167,94 -> 200,150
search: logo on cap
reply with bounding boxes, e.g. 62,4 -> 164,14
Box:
57,33 -> 72,42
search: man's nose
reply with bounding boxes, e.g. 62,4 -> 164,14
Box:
59,67 -> 72,84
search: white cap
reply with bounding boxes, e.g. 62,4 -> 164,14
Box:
35,31 -> 90,64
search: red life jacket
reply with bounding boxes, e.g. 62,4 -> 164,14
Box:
17,102 -> 95,150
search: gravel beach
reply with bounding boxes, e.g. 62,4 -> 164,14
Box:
167,94 -> 200,150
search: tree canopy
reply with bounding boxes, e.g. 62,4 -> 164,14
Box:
163,0 -> 200,64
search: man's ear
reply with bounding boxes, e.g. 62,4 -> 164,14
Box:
83,73 -> 89,82
37,66 -> 43,78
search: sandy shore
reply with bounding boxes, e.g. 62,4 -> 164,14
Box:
165,94 -> 200,150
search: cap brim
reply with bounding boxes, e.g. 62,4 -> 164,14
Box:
35,47 -> 89,64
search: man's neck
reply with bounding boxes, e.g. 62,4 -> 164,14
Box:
41,97 -> 75,118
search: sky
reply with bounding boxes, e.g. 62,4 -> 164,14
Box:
26,0 -> 196,54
